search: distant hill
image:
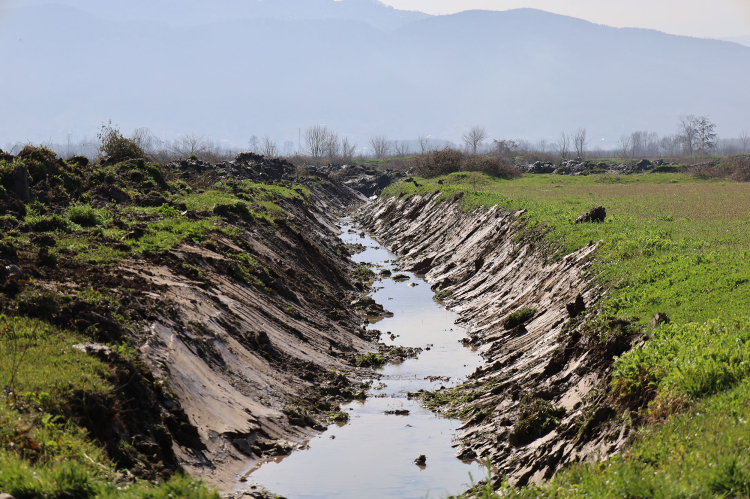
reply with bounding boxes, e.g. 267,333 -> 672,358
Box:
722,35 -> 750,48
6,0 -> 430,31
1,5 -> 748,146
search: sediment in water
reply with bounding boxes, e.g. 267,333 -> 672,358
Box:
358,193 -> 637,486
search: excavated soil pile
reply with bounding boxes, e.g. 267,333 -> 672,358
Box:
359,193 -> 639,486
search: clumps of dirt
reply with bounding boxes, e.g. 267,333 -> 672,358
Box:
351,295 -> 393,318
508,396 -> 566,447
311,164 -> 405,197
574,206 -> 606,224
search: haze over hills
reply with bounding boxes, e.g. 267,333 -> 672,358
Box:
723,35 -> 750,48
4,0 -> 430,30
1,2 -> 749,149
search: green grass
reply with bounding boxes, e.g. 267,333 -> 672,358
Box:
384,172 -> 750,498
0,316 -> 112,414
384,172 -> 750,326
0,316 -> 220,498
355,352 -> 386,367
495,381 -> 750,499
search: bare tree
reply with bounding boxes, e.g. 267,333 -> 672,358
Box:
462,126 -> 488,154
341,137 -> 357,162
492,139 -> 517,160
556,132 -> 571,161
132,127 -> 162,156
677,115 -> 698,156
573,128 -> 587,159
417,135 -> 431,154
305,125 -> 329,160
173,133 -> 211,158
393,140 -> 410,157
260,135 -> 279,158
536,138 -> 549,153
282,141 -> 295,157
62,132 -> 78,159
659,135 -> 680,157
739,130 -> 750,153
370,135 -> 391,159
248,135 -> 260,153
324,130 -> 341,163
694,116 -> 717,155
617,135 -> 632,159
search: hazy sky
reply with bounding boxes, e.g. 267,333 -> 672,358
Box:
381,0 -> 750,38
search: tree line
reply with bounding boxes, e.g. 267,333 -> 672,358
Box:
5,115 -> 748,165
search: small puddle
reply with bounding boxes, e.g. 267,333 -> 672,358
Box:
241,221 -> 485,499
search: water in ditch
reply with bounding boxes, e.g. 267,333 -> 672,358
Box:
242,221 -> 485,499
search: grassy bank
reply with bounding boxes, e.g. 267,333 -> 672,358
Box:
383,172 -> 750,497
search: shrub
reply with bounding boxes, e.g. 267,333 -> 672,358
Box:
16,288 -> 59,319
463,154 -> 522,179
413,148 -> 463,178
355,352 -> 386,367
503,307 -> 537,329
25,214 -> 71,233
413,149 -> 522,179
509,396 -> 565,445
97,121 -> 144,163
66,204 -> 102,227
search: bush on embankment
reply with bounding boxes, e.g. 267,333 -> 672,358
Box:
411,148 -> 522,179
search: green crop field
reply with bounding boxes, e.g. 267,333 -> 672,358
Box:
385,172 -> 750,498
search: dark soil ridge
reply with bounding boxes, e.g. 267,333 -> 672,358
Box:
357,193 -> 640,487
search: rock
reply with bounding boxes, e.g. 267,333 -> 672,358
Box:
385,409 -> 410,416
574,206 -> 606,224
5,265 -> 24,278
72,342 -> 120,363
414,454 -> 427,466
136,194 -> 168,207
635,159 -> 652,168
566,294 -> 586,318
11,164 -> 31,201
121,227 -> 145,241
0,494 -> 17,499
650,312 -> 670,327
31,234 -> 56,247
407,282 -> 418,287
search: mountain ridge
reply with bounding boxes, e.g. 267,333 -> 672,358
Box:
1,4 -> 748,145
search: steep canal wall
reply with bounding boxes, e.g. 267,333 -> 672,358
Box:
359,193 -> 634,486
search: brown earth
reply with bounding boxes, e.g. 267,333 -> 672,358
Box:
358,193 -> 640,487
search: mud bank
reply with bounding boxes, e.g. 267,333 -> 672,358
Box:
132,183 -> 379,490
358,193 -> 636,486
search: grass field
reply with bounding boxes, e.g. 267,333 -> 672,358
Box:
384,172 -> 750,498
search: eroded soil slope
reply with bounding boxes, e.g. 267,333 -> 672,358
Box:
0,148 -> 378,492
359,194 -> 638,486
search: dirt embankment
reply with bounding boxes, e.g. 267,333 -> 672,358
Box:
0,146 -> 380,492
129,184 -> 376,489
358,193 -> 637,486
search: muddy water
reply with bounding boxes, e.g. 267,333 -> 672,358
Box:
243,222 -> 485,499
